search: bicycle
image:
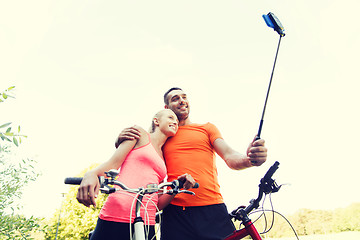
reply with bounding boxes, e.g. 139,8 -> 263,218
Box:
65,161 -> 298,240
223,161 -> 299,240
65,170 -> 198,240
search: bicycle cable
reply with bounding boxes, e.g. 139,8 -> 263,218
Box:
260,193 -> 275,234
128,190 -> 157,240
248,192 -> 300,240
127,188 -> 164,240
246,191 -> 300,239
145,193 -> 160,240
251,209 -> 300,240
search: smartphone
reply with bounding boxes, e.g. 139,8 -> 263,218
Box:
262,12 -> 285,36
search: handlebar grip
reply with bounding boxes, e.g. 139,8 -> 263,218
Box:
64,177 -> 83,185
64,176 -> 104,185
263,161 -> 280,180
177,179 -> 199,189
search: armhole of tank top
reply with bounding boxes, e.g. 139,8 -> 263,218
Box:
133,130 -> 151,150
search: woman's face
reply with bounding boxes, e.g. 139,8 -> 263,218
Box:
158,109 -> 179,137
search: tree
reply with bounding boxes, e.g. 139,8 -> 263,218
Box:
332,203 -> 360,232
0,86 -> 27,150
44,164 -> 108,240
0,149 -> 41,239
0,86 -> 41,239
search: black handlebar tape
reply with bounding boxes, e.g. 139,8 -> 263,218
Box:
263,161 -> 280,180
64,176 -> 104,185
64,177 -> 83,185
177,179 -> 199,189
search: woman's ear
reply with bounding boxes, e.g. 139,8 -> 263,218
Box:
153,117 -> 160,127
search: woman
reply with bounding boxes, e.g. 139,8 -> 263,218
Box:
76,109 -> 195,239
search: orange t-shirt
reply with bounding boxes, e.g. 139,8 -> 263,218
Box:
163,122 -> 224,206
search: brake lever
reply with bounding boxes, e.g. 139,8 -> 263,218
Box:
100,185 -> 116,194
180,190 -> 195,195
260,178 -> 281,194
165,189 -> 195,196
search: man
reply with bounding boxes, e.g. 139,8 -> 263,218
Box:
116,87 -> 267,240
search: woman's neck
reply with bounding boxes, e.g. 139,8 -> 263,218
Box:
150,131 -> 168,149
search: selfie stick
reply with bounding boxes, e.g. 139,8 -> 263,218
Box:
255,12 -> 286,141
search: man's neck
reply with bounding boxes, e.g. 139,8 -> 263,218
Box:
178,117 -> 191,126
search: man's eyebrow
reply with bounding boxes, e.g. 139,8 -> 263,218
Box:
171,94 -> 186,100
170,94 -> 179,100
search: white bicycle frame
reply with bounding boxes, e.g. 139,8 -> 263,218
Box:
99,174 -> 194,240
131,191 -> 151,240
64,169 -> 196,240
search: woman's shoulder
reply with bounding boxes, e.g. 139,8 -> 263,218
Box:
132,125 -> 150,148
129,125 -> 149,136
132,125 -> 146,132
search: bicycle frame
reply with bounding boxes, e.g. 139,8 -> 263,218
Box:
65,162 -> 280,240
224,221 -> 261,240
132,191 -> 147,240
65,170 -> 197,240
101,174 -> 196,240
223,161 -> 281,240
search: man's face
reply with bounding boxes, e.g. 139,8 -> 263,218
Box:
165,89 -> 190,120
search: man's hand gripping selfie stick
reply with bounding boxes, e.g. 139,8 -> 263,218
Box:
255,12 -> 286,142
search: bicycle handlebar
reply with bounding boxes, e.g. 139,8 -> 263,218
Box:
64,176 -> 104,185
230,161 -> 281,219
176,179 -> 199,189
64,172 -> 199,196
64,177 -> 82,185
263,161 -> 279,181
248,161 -> 280,211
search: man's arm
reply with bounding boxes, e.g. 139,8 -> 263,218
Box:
115,125 -> 142,148
213,138 -> 267,170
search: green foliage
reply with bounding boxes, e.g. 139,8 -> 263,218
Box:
0,86 -> 15,102
0,154 -> 39,211
0,214 -> 41,239
0,122 -> 27,148
44,164 -> 108,240
0,149 -> 42,239
0,86 -> 27,150
0,86 -> 42,239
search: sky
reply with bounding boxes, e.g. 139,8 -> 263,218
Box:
1,0 -> 360,218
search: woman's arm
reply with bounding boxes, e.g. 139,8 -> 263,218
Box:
157,194 -> 175,211
157,173 -> 196,210
94,140 -> 137,175
77,138 -> 137,207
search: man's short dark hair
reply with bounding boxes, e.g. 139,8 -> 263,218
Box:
163,87 -> 183,105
